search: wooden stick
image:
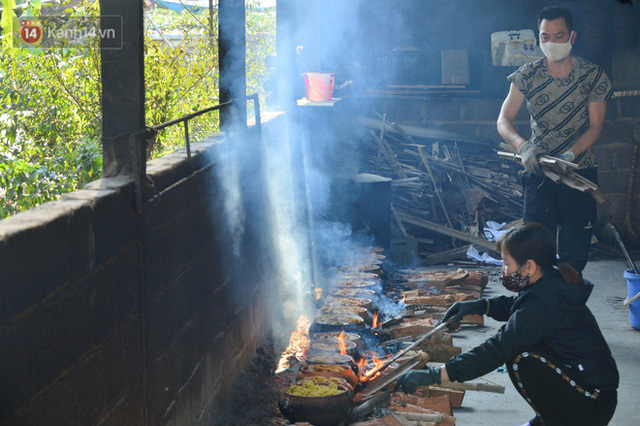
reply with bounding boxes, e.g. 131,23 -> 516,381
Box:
421,244 -> 471,265
399,214 -> 497,252
400,412 -> 443,423
418,145 -> 454,230
439,381 -> 505,394
371,130 -> 408,179
388,411 -> 414,426
623,291 -> 640,307
391,204 -> 409,238
376,113 -> 387,174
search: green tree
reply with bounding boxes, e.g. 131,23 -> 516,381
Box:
0,1 -> 275,219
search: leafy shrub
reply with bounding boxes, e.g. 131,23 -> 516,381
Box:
0,0 -> 275,219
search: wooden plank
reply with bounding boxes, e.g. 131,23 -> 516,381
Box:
399,214 -> 497,252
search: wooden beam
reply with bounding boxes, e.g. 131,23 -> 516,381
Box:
400,214 -> 497,252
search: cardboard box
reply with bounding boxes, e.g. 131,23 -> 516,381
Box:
491,29 -> 544,66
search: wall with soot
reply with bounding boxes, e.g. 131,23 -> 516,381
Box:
0,122 -> 273,425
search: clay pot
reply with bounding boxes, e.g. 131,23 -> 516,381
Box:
340,272 -> 380,281
312,331 -> 365,352
308,339 -> 361,361
329,288 -> 377,301
304,353 -> 358,375
296,364 -> 358,388
340,264 -> 382,275
334,280 -> 380,291
323,296 -> 374,311
278,383 -> 353,426
320,305 -> 369,320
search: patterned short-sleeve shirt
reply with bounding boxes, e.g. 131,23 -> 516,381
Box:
507,56 -> 612,168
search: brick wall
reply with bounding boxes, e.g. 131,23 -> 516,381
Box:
0,120 -> 276,425
371,95 -> 640,244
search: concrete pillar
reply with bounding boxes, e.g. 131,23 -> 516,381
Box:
219,0 -> 247,128
99,0 -> 146,177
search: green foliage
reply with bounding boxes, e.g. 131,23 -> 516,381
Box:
0,1 -> 276,219
0,1 -> 103,218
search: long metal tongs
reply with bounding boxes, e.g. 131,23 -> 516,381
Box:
361,319 -> 453,382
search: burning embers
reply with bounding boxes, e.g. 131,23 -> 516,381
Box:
277,245 -> 407,424
275,315 -> 311,373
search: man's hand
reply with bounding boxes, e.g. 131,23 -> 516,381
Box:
394,367 -> 441,394
518,141 -> 542,175
442,299 -> 488,323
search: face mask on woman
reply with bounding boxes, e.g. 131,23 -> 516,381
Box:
501,265 -> 532,292
540,31 -> 574,62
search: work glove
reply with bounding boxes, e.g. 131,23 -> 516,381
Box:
442,299 -> 488,323
558,151 -> 575,163
394,367 -> 441,394
518,141 -> 542,175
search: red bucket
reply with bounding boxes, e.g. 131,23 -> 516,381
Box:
304,73 -> 335,102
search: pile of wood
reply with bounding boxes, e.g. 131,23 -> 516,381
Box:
356,112 -> 524,260
346,268 -> 501,426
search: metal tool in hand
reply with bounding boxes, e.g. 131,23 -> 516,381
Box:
609,223 -> 639,274
361,318 -> 453,381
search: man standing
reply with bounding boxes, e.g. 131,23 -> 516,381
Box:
497,5 -> 613,273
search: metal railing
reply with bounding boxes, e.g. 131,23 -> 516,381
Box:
103,94 -> 261,212
138,92 -> 261,159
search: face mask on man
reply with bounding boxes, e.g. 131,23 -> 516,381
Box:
501,265 -> 532,292
540,31 -> 574,62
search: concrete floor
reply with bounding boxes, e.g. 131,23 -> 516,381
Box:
448,260 -> 640,426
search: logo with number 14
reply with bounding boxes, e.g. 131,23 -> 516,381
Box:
20,19 -> 43,45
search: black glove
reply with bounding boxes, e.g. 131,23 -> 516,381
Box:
442,299 -> 487,323
394,367 -> 441,394
518,141 -> 542,175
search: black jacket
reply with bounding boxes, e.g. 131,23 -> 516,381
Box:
445,269 -> 619,389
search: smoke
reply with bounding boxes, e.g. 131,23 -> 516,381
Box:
209,135 -> 246,258
207,0 -> 547,346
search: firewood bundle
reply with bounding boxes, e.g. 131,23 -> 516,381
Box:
356,112 -> 524,258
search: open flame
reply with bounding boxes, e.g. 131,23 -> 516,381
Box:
337,331 -> 347,355
360,352 -> 389,382
372,312 -> 380,329
276,315 -> 311,373
357,357 -> 367,376
402,295 -> 406,304
314,288 -> 323,300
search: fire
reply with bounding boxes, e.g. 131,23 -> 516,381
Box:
357,357 -> 367,376
276,315 -> 311,373
314,288 -> 323,300
372,312 -> 380,329
337,331 -> 347,355
402,295 -> 406,304
361,352 -> 390,382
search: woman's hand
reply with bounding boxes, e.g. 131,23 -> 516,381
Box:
442,299 -> 488,323
394,367 -> 442,394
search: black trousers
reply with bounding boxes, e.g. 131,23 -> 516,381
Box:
507,351 -> 617,426
522,168 -> 598,272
